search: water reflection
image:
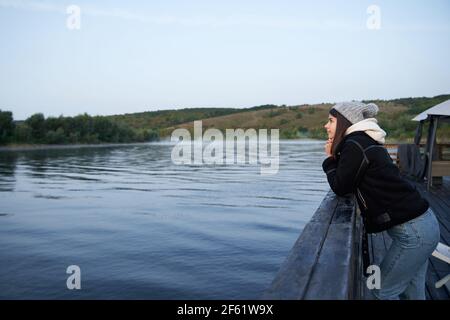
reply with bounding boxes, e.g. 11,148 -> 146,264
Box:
0,152 -> 18,192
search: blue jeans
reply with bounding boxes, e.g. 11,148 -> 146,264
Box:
372,207 -> 440,300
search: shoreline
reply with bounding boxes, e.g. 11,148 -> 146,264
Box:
0,138 -> 412,152
0,142 -> 153,152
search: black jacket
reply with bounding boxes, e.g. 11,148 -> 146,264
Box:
322,131 -> 429,233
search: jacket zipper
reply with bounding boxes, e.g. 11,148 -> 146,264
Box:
356,188 -> 368,210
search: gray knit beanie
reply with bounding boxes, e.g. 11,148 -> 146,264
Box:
331,101 -> 379,124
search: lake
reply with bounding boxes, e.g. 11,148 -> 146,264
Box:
0,140 -> 329,299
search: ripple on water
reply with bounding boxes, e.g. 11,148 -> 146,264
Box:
0,140 -> 329,299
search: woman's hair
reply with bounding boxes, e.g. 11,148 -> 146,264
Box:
329,108 -> 353,158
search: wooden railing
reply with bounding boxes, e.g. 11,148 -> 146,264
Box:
385,143 -> 450,164
263,191 -> 364,299
385,143 -> 450,178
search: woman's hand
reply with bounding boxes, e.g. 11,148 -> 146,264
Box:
325,138 -> 333,157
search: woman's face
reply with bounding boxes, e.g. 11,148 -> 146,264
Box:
324,115 -> 337,140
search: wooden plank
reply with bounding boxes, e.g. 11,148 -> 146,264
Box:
353,212 -> 365,299
426,257 -> 450,300
263,191 -> 339,299
303,223 -> 355,299
426,268 -> 442,300
263,191 -> 359,300
303,198 -> 357,299
431,182 -> 450,209
309,190 -> 339,223
262,221 -> 332,299
331,196 -> 355,224
434,187 -> 450,207
426,190 -> 450,225
432,161 -> 450,177
430,193 -> 450,218
429,257 -> 450,293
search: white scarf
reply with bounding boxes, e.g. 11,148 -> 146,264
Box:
345,118 -> 386,144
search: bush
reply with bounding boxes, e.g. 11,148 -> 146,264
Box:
25,113 -> 46,142
0,110 -> 15,144
308,127 -> 327,139
13,123 -> 32,142
2,110 -> 159,145
264,108 -> 286,118
280,128 -> 297,139
298,126 -> 308,133
45,127 -> 66,144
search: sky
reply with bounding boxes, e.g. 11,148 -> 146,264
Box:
0,0 -> 449,120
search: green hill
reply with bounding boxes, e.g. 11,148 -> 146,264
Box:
107,94 -> 450,143
2,95 -> 449,146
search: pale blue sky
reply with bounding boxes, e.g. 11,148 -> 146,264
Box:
0,0 -> 449,120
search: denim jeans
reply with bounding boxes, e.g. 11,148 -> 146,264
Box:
372,207 -> 440,300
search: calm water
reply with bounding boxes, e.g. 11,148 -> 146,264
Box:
0,140 -> 329,299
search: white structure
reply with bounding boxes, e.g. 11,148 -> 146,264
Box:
412,99 -> 450,189
413,99 -> 450,121
432,243 -> 450,289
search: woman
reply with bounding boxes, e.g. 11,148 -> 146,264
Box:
322,101 -> 440,300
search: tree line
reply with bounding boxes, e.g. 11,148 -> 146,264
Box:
0,111 -> 159,145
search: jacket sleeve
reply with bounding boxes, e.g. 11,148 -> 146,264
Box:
322,141 -> 366,196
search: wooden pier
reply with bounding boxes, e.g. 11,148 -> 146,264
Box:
263,176 -> 450,300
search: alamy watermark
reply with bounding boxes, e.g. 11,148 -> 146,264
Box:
366,264 -> 381,290
66,265 -> 81,290
66,5 -> 81,30
170,121 -> 279,175
64,5 -> 380,31
367,5 -> 381,30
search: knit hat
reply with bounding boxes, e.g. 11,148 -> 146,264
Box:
331,101 -> 379,124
